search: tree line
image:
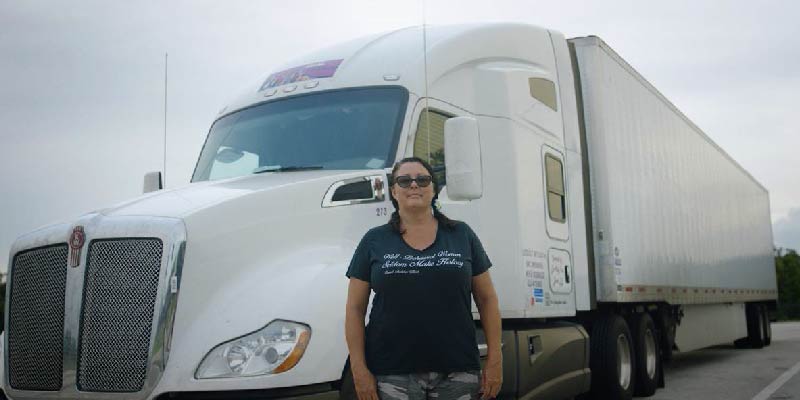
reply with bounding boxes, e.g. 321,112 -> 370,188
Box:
775,248 -> 800,320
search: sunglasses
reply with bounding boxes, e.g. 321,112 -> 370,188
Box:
394,175 -> 433,188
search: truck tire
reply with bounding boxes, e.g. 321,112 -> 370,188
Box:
761,304 -> 772,346
746,303 -> 765,349
629,313 -> 660,397
339,367 -> 357,400
590,314 -> 635,400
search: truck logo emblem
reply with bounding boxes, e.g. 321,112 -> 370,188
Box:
69,226 -> 86,268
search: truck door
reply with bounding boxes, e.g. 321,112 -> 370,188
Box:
404,98 -> 476,223
540,146 -> 576,312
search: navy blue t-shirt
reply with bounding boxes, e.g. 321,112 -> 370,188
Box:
346,220 -> 492,375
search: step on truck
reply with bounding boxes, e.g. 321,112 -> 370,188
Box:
3,23 -> 777,400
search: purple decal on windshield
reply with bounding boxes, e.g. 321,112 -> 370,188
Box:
259,59 -> 344,91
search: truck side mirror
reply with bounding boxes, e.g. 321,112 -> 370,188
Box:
444,117 -> 483,200
143,171 -> 163,193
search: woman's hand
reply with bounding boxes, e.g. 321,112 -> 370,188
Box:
345,278 -> 377,400
480,354 -> 503,400
473,271 -> 503,399
352,365 -> 379,400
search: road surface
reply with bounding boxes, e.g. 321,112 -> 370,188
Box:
652,321 -> 800,400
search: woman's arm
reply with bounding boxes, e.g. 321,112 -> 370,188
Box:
345,278 -> 379,400
473,271 -> 502,400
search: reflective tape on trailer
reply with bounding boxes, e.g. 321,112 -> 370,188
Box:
614,285 -> 778,304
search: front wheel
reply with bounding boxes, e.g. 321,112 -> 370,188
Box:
339,367 -> 357,400
590,313 -> 635,400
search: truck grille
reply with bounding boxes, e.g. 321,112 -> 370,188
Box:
77,238 -> 163,392
8,244 -> 69,391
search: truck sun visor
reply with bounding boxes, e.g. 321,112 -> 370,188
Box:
259,59 -> 343,91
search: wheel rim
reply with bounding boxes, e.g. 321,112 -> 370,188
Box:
617,333 -> 632,389
644,329 -> 657,379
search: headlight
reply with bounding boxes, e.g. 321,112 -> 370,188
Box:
195,320 -> 311,379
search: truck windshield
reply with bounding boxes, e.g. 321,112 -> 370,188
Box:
191,87 -> 408,182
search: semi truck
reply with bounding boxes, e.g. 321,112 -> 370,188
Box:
3,23 -> 777,399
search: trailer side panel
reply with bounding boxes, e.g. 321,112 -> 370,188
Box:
570,37 -> 776,304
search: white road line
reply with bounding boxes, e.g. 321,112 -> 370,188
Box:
751,360 -> 800,400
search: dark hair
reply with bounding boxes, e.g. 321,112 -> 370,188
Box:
388,157 -> 457,234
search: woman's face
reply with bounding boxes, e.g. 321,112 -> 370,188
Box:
391,161 -> 435,213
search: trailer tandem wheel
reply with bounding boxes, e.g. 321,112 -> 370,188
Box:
746,303 -> 766,349
628,313 -> 660,397
760,304 -> 772,346
589,314 -> 635,400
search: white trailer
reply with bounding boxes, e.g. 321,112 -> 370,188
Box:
574,36 -> 776,353
3,23 -> 776,400
569,36 -> 776,397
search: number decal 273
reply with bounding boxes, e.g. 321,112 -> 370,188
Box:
376,207 -> 388,217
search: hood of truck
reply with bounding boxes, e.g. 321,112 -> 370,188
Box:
5,169 -> 383,394
99,170 -> 379,219
132,169 -> 388,390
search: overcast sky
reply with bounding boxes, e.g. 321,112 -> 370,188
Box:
1,0 -> 799,272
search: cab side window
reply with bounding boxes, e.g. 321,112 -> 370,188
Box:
545,154 -> 566,222
413,109 -> 451,185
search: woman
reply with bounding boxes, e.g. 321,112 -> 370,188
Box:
345,157 -> 503,400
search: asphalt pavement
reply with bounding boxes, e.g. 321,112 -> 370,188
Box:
652,322 -> 800,400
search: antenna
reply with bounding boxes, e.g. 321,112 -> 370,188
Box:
163,52 -> 168,188
422,0 -> 431,161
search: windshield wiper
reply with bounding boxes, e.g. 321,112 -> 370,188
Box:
253,165 -> 324,174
